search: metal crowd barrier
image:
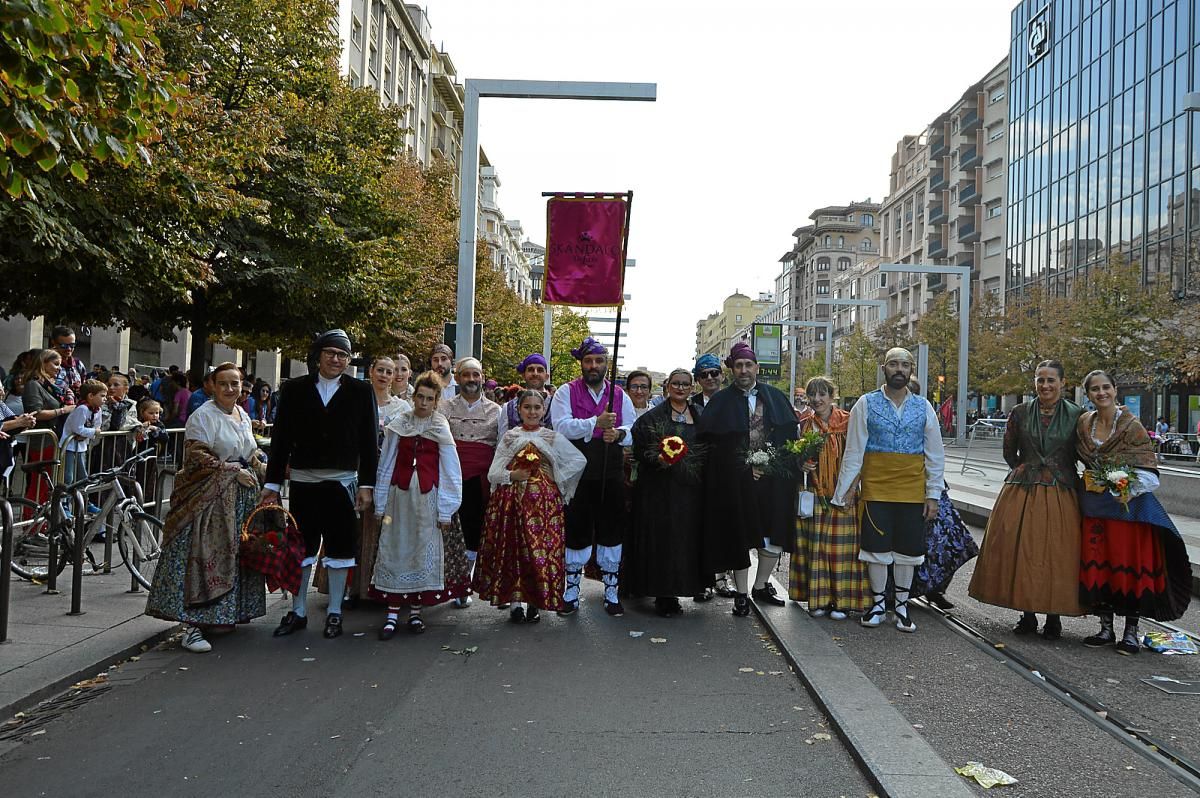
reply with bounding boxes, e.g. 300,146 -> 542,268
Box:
959,418 -> 1008,475
1154,432 -> 1198,463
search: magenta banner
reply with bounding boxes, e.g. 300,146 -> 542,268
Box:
542,196 -> 628,307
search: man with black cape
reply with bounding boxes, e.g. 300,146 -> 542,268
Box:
697,341 -> 799,616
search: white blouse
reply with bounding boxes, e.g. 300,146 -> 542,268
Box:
186,401 -> 258,462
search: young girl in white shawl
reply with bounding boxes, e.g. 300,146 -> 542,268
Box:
473,390 -> 586,623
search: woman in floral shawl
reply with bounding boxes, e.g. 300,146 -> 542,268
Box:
1076,370 -> 1191,655
473,390 -> 585,623
789,377 -> 868,619
145,363 -> 267,653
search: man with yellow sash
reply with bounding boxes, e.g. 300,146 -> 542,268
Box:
831,347 -> 944,632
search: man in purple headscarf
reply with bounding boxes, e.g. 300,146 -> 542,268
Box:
497,352 -> 554,437
549,337 -> 636,616
696,341 -> 800,617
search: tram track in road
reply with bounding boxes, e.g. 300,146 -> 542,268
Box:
913,597 -> 1200,793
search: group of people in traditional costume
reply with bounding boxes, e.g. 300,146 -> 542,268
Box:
969,362 -> 1191,654
144,329 -> 1188,656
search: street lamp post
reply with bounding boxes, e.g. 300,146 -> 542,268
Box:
878,264 -> 972,446
456,80 -> 656,360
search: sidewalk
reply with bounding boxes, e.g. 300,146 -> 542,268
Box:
944,454 -> 1200,592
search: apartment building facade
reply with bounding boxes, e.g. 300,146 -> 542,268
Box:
777,202 -> 881,361
872,58 -> 1010,341
694,292 -> 775,360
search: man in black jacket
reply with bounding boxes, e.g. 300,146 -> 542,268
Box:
696,342 -> 799,617
261,330 -> 378,639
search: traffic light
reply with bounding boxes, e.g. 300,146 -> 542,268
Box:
938,375 -> 945,386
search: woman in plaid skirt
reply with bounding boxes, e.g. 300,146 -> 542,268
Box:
789,377 -> 869,618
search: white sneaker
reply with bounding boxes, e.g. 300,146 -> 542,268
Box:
182,626 -> 212,653
829,610 -> 848,621
452,595 -> 472,608
809,608 -> 827,618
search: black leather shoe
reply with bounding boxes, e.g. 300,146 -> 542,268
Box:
273,612 -> 307,637
379,619 -> 398,641
732,594 -> 751,617
509,606 -> 526,623
557,599 -> 579,617
692,587 -> 714,603
751,584 -> 786,607
1013,612 -> 1038,635
1041,615 -> 1063,640
323,613 -> 343,639
525,607 -> 541,624
604,600 -> 625,617
654,597 -> 679,617
926,591 -> 955,611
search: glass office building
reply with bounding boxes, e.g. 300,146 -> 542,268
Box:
1006,0 -> 1200,299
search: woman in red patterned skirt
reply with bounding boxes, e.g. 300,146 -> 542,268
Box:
1076,369 -> 1192,655
474,390 -> 586,623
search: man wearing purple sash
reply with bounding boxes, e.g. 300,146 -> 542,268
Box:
497,352 -> 554,437
549,337 -> 636,617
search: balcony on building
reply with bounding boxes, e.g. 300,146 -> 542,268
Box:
959,180 -> 980,206
929,168 -> 946,191
927,236 -> 947,258
431,97 -> 450,125
928,202 -> 946,224
959,145 -> 980,170
929,134 -> 948,160
955,247 -> 976,275
957,212 -> 980,243
960,106 -> 981,134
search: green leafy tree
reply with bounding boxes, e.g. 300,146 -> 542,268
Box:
834,324 -> 877,399
1059,254 -> 1172,385
0,0 -> 186,198
911,293 -> 959,398
870,312 -> 914,354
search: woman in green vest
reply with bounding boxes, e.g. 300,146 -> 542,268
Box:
968,359 -> 1083,638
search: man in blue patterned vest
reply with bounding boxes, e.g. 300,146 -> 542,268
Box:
831,347 -> 945,632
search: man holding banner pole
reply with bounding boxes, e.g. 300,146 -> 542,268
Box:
540,191 -> 634,617
550,337 -> 635,616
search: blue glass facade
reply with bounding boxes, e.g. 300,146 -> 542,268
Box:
1006,0 -> 1200,298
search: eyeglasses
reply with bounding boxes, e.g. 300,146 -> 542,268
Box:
321,349 -> 351,360
698,369 -> 721,379
56,342 -> 76,349
668,382 -> 693,390
627,384 -> 650,392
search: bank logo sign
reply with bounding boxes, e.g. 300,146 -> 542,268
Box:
1027,5 -> 1050,66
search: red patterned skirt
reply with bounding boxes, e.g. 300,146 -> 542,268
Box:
1079,515 -> 1169,618
473,476 -> 566,611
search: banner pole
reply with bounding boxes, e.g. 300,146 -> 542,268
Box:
599,191 -> 633,493
606,190 -> 633,413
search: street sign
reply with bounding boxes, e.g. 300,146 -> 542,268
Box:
443,322 -> 483,360
752,323 -> 782,378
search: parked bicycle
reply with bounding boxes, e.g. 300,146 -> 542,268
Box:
4,449 -> 164,589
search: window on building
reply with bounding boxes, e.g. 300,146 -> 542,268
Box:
816,257 -> 830,271
984,238 -> 1002,257
735,314 -> 742,322
988,125 -> 1004,143
861,238 -> 872,251
880,273 -> 888,287
351,17 -> 362,47
816,283 -> 830,295
988,88 -> 1005,105
986,201 -> 1002,219
838,257 -> 851,271
985,162 -> 1003,182
861,213 -> 874,226
822,235 -> 830,247
837,235 -> 845,247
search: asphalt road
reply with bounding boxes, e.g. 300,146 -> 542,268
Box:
0,582 -> 873,798
779,526 -> 1200,798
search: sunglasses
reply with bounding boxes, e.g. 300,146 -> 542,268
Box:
698,369 -> 721,379
56,342 -> 77,349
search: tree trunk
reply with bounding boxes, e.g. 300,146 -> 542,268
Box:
187,289 -> 209,386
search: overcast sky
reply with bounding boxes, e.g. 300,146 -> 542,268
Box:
420,0 -> 1016,373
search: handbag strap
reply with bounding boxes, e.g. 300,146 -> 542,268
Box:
241,503 -> 299,538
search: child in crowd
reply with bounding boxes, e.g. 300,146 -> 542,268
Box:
135,399 -> 166,445
62,380 -> 106,485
